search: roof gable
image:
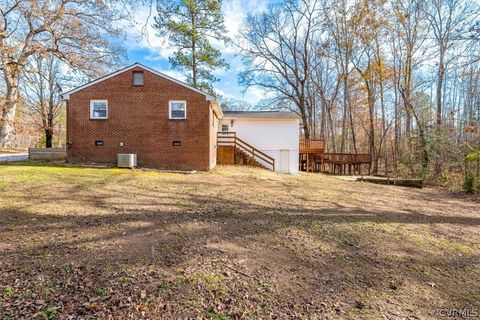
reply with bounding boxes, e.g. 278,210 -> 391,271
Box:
60,63 -> 216,101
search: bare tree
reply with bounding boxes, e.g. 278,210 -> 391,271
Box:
322,0 -> 369,153
0,0 -> 127,147
237,0 -> 321,139
310,39 -> 342,152
21,55 -> 64,148
389,0 -> 431,175
423,0 -> 480,127
350,0 -> 390,174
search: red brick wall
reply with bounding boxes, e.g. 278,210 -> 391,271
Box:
67,66 -> 214,170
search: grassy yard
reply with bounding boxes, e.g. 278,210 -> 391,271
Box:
0,163 -> 479,319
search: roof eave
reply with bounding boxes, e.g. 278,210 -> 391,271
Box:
60,63 -> 216,101
222,116 -> 299,121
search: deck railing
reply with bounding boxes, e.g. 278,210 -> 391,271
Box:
217,132 -> 275,171
323,153 -> 372,164
299,138 -> 325,152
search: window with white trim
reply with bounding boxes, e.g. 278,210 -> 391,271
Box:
90,100 -> 108,119
169,101 -> 187,119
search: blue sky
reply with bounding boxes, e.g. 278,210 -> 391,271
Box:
126,0 -> 272,104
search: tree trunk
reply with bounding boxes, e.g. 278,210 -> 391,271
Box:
404,85 -> 411,136
45,127 -> 54,148
340,71 -> 348,153
367,84 -> 377,174
379,68 -> 388,175
348,98 -> 357,154
0,74 -> 20,148
417,120 -> 429,178
433,46 -> 446,174
393,58 -> 400,171
190,13 -> 197,87
319,99 -> 326,139
408,100 -> 429,178
302,120 -> 310,139
300,101 -> 310,139
0,107 -> 16,148
436,46 -> 445,126
403,52 -> 412,137
191,42 -> 197,87
320,106 -> 325,140
327,104 -> 336,153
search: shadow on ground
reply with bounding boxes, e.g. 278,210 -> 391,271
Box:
0,164 -> 479,319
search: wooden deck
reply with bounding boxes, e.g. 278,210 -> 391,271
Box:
299,139 -> 372,174
299,139 -> 325,154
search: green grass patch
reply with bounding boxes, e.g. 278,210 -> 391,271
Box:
206,309 -> 228,320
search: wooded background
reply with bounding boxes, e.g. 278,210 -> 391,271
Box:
236,0 -> 480,187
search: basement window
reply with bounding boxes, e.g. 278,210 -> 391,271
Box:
133,71 -> 144,86
90,100 -> 108,119
169,101 -> 187,119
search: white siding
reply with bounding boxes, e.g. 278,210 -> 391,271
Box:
220,118 -> 299,174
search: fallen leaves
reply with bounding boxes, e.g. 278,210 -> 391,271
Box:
0,165 -> 479,319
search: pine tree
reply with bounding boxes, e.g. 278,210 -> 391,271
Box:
154,0 -> 229,94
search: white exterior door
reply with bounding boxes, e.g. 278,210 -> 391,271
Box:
280,150 -> 289,173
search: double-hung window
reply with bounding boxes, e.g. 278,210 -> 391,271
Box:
169,101 -> 187,119
90,100 -> 108,119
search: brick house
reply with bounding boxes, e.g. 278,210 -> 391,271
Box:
61,63 -> 223,171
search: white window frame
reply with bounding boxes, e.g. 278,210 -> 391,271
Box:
169,100 -> 187,119
90,100 -> 108,119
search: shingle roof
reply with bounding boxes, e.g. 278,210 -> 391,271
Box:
222,111 -> 299,120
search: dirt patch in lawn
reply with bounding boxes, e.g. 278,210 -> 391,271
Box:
0,163 -> 479,319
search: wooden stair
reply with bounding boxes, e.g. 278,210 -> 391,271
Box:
217,132 -> 275,171
234,147 -> 267,169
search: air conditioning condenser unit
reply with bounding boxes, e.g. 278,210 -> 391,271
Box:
117,154 -> 137,168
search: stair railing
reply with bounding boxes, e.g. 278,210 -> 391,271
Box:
217,132 -> 275,171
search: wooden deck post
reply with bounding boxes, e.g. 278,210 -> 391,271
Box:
234,139 -> 237,164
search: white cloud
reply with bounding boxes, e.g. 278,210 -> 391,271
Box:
159,69 -> 186,82
214,87 -> 231,98
126,1 -> 269,56
245,86 -> 270,102
223,0 -> 269,38
124,5 -> 175,61
211,0 -> 270,53
126,0 -> 271,61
